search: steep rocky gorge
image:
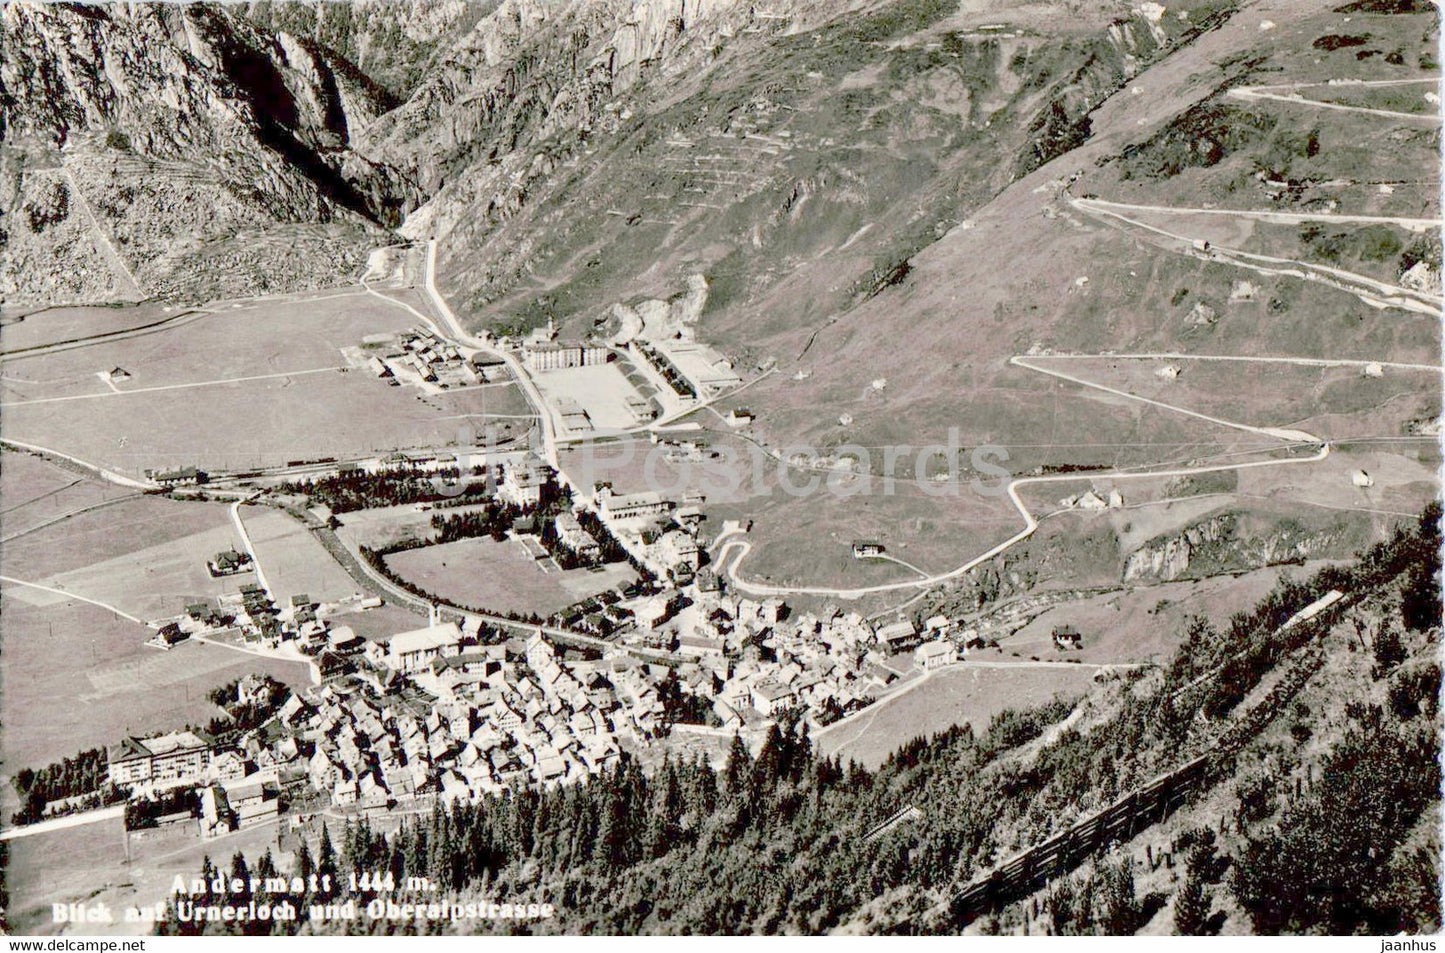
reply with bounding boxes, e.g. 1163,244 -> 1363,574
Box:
1,1 -> 420,306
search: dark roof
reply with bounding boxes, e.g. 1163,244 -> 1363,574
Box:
108,736 -> 152,762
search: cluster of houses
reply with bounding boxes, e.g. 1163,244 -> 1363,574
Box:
147,585 -> 287,651
243,627 -> 635,807
611,591 -> 969,727
147,580 -> 383,678
1057,487 -> 1124,510
106,568 -> 1085,843
367,326 -> 481,392
106,700 -> 283,840
591,481 -> 705,582
115,583 -> 994,839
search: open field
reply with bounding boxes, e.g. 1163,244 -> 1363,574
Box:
10,516 -> 251,623
0,599 -> 311,770
1,495 -> 237,605
1,491 -> 248,622
333,500 -> 496,551
239,507 -> 361,605
997,560 -> 1339,666
1233,440 -> 1438,516
6,813 -> 137,936
383,537 -> 637,616
0,302 -> 190,352
0,289 -> 533,476
0,449 -> 138,540
561,432 -> 1066,590
708,487 -> 1026,591
6,808 -> 287,936
815,663 -> 1100,770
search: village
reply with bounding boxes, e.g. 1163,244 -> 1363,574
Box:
107,435 -> 1061,841
112,576 -> 1001,843
101,294 -> 1115,846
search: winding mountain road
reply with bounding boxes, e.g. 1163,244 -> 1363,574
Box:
717,340 -> 1442,599
1227,76 -> 1442,124
1071,197 -> 1442,317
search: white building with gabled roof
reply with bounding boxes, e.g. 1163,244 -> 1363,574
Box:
370,622 -> 465,673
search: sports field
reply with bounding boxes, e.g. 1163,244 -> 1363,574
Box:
534,361 -> 649,432
384,537 -> 638,616
333,500 -> 495,551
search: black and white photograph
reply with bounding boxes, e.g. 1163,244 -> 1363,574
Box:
0,0 -> 1441,942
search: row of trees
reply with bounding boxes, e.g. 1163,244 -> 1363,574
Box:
277,466 -> 492,514
11,747 -> 107,809
10,748 -> 121,826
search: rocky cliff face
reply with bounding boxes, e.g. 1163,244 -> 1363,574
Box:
1,0 -> 1241,314
1,0 -> 1247,315
1122,513 -> 1353,583
241,0 -> 499,102
362,0 -> 776,209
1,1 -> 421,307
374,0 -> 1225,333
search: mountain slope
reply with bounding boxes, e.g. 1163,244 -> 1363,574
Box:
0,2 -> 417,306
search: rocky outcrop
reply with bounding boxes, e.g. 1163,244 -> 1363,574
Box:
1017,2 -> 1240,175
1124,516 -> 1232,582
1123,514 -> 1350,583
